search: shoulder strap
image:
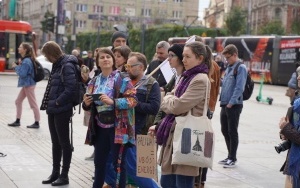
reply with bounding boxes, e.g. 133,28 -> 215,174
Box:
145,77 -> 156,102
233,62 -> 242,78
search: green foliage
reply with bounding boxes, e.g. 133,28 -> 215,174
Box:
291,17 -> 300,35
225,7 -> 247,36
65,26 -> 226,62
41,11 -> 55,33
258,20 -> 285,35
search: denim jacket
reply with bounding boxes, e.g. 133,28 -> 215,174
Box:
220,62 -> 247,106
15,57 -> 35,87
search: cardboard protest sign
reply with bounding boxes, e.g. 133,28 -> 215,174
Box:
136,135 -> 157,180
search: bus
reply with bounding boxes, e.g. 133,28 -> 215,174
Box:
0,20 -> 33,71
168,35 -> 300,85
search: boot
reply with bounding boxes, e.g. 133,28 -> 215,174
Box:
42,171 -> 60,184
51,174 -> 69,186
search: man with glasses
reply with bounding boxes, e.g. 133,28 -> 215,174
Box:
105,52 -> 161,187
218,44 -> 247,168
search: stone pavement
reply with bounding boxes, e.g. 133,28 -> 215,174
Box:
0,74 -> 290,188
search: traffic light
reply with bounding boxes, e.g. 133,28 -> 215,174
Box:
46,17 -> 55,33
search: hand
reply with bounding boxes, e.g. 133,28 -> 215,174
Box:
83,93 -> 93,107
160,87 -> 165,91
279,116 -> 289,129
81,72 -> 89,83
148,125 -> 156,137
11,62 -> 18,69
226,104 -> 233,108
100,94 -> 114,105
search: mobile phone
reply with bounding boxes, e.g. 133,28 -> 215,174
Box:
87,93 -> 102,101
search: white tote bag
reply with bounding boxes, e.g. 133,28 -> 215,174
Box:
171,78 -> 214,169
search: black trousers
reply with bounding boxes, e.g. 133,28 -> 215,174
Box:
48,109 -> 73,175
220,105 -> 243,161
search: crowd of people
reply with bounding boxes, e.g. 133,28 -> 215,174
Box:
11,30 -> 287,188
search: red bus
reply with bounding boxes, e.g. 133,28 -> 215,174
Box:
168,36 -> 300,85
0,20 -> 33,71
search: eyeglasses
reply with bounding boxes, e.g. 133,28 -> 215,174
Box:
124,63 -> 141,69
168,54 -> 177,58
225,54 -> 232,60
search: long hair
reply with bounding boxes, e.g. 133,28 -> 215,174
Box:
41,41 -> 64,62
184,41 -> 213,78
96,47 -> 117,71
20,42 -> 36,59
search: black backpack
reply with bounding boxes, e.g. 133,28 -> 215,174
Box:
61,55 -> 86,113
32,59 -> 45,82
234,62 -> 254,101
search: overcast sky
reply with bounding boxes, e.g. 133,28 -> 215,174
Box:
199,0 -> 210,20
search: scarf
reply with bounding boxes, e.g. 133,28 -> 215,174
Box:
156,63 -> 209,145
40,56 -> 64,110
287,97 -> 300,180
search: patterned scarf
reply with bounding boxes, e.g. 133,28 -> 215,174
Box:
288,97 -> 300,181
40,56 -> 64,110
156,63 -> 209,145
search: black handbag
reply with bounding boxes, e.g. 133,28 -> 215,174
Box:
98,110 -> 116,124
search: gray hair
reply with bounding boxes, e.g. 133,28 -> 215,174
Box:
156,41 -> 170,49
72,49 -> 79,56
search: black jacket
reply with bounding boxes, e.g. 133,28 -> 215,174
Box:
146,60 -> 167,87
46,55 -> 78,114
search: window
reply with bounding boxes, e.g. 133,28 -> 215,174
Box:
274,7 -> 282,19
76,4 -> 87,12
174,0 -> 182,2
109,6 -> 121,15
141,8 -> 152,17
93,5 -> 103,13
76,20 -> 86,28
172,11 -> 182,18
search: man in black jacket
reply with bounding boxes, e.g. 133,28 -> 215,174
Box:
146,41 -> 170,87
40,41 -> 77,186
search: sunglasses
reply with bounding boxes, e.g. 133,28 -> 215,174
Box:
124,63 -> 141,69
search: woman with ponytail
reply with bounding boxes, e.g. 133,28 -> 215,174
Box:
8,42 -> 40,128
149,41 -> 212,188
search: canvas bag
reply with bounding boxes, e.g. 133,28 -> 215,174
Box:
172,78 -> 214,169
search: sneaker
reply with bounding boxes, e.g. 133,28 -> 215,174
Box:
85,152 -> 95,161
8,121 -> 20,127
218,158 -> 229,165
85,156 -> 94,161
27,123 -> 39,129
223,159 -> 237,168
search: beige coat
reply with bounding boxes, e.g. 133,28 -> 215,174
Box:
159,73 -> 211,176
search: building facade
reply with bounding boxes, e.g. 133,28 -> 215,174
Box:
204,0 -> 300,35
1,0 -> 199,47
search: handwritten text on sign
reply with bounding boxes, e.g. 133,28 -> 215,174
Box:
136,135 -> 157,179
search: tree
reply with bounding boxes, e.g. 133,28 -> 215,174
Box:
258,20 -> 285,35
224,6 -> 247,36
291,17 -> 300,35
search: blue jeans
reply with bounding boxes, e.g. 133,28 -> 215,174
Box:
160,174 -> 194,188
93,126 -> 128,188
220,105 -> 243,161
105,146 -> 159,188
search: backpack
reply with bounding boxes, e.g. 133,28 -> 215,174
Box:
32,59 -> 45,82
141,76 -> 158,135
233,62 -> 254,101
61,55 -> 86,113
